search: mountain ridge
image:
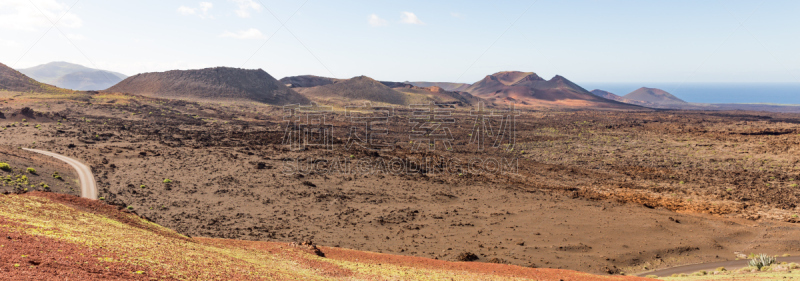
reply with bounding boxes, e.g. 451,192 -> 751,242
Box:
463,71 -> 643,109
106,67 -> 309,105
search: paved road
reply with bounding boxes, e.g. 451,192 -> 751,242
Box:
637,256 -> 800,277
22,148 -> 98,200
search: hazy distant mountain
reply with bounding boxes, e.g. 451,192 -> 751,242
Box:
624,87 -> 686,104
0,62 -> 70,94
106,67 -> 309,105
407,82 -> 471,92
463,71 -> 642,109
18,62 -> 127,91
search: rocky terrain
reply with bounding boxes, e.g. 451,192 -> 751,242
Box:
3,90 -> 800,276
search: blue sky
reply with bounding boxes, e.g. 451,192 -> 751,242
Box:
1,0 -> 799,84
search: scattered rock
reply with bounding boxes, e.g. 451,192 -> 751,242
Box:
603,265 -> 620,275
20,107 -> 34,117
455,252 -> 479,262
290,240 -> 325,257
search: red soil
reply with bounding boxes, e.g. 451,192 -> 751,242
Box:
2,193 -> 649,280
0,218 -> 169,280
22,191 -> 190,241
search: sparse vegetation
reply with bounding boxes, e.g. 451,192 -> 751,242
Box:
163,179 -> 172,184
0,163 -> 10,171
0,195 -> 579,280
26,167 -> 36,174
749,254 -> 776,270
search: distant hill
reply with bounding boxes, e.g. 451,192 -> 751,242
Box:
279,75 -> 342,88
463,71 -> 642,109
18,62 -> 127,91
106,67 -> 309,105
592,88 -> 800,112
591,89 -> 664,108
624,87 -> 686,105
0,62 -> 70,94
407,82 -> 471,92
590,89 -> 626,102
292,76 -> 408,105
283,75 -> 485,107
388,82 -> 486,106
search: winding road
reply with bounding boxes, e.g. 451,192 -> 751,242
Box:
22,148 -> 98,200
637,256 -> 800,277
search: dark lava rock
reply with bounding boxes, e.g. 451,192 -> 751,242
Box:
455,252 -> 479,262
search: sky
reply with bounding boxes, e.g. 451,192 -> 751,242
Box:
1,0 -> 799,85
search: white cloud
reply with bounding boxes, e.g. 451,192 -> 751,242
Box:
0,0 -> 82,31
220,28 -> 265,39
229,0 -> 261,18
401,12 -> 424,25
451,12 -> 464,18
64,33 -> 85,40
0,39 -> 20,47
177,2 -> 214,19
178,6 -> 195,15
199,2 -> 213,13
368,14 -> 388,27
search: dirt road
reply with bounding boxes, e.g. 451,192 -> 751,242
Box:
22,148 -> 97,200
637,256 -> 800,277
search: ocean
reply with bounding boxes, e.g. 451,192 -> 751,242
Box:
578,83 -> 800,105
